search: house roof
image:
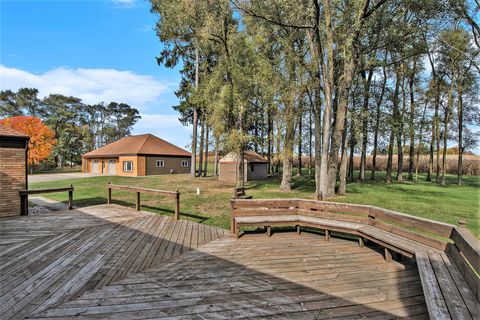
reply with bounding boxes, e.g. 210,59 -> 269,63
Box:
0,124 -> 29,139
82,134 -> 191,158
219,151 -> 269,163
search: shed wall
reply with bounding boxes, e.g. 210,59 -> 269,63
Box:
0,142 -> 27,217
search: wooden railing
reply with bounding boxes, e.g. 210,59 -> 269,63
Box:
231,198 -> 479,295
107,183 -> 180,220
19,185 -> 74,215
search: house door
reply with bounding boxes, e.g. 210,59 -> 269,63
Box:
108,160 -> 116,175
91,161 -> 100,174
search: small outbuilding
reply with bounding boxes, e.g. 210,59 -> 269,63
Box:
0,124 -> 29,217
82,134 -> 191,177
219,151 -> 268,183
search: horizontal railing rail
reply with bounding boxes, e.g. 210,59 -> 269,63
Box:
18,185 -> 74,215
107,183 -> 180,220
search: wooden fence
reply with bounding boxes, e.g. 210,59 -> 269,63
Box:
107,183 -> 180,220
19,185 -> 74,215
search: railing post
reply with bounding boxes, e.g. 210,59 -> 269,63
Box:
68,184 -> 73,210
174,189 -> 180,221
20,193 -> 27,215
107,182 -> 112,204
230,200 -> 236,234
136,192 -> 141,211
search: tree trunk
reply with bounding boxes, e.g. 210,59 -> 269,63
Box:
371,63 -> 387,180
347,116 -> 355,182
325,0 -> 369,196
213,136 -> 219,176
415,104 -> 428,182
280,40 -> 296,192
441,73 -> 455,186
237,110 -> 245,187
281,107 -> 295,191
198,113 -> 205,177
457,80 -> 463,185
407,60 -> 417,180
319,0 -> 335,197
275,117 -> 281,173
297,94 -> 303,176
190,45 -> 200,178
267,106 -> 272,175
203,124 -> 209,177
281,97 -> 295,191
386,130 -> 395,184
387,69 -> 401,183
396,69 -> 406,182
313,89 -> 322,198
308,98 -> 313,177
359,69 -> 373,181
338,110 -> 349,195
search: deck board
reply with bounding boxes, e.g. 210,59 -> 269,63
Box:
29,232 -> 429,319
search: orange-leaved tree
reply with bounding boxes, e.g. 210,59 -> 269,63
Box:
0,116 -> 56,166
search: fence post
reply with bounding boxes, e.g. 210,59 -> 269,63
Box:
68,184 -> 73,210
174,189 -> 180,221
136,192 -> 141,211
107,182 -> 112,204
230,200 -> 235,234
20,193 -> 27,215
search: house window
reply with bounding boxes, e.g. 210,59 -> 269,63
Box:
181,160 -> 189,167
156,160 -> 165,167
123,161 -> 133,172
250,163 -> 255,172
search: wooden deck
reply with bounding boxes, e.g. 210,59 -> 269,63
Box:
0,204 -> 226,319
35,232 -> 427,319
2,203 -> 476,319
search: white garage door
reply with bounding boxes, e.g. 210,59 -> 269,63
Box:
108,160 -> 116,175
91,161 -> 100,174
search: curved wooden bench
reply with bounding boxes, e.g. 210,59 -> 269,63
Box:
230,198 -> 480,320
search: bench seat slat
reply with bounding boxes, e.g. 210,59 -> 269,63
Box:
429,251 -> 474,320
298,216 -> 364,231
359,226 -> 430,255
416,251 -> 452,320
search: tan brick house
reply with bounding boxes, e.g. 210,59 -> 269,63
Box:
219,151 -> 268,183
82,134 -> 191,176
0,124 -> 29,217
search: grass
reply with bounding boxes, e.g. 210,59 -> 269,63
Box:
29,170 -> 480,237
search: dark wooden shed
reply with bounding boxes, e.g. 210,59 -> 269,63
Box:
0,124 -> 29,217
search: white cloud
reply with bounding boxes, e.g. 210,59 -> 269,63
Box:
0,65 -> 169,110
110,0 -> 137,8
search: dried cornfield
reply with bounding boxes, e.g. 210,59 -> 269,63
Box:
289,154 -> 479,176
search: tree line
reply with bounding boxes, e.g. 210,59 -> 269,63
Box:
0,88 -> 141,168
151,0 -> 479,195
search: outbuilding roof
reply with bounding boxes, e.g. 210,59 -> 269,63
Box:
0,124 -> 29,139
219,151 -> 269,163
82,134 -> 191,158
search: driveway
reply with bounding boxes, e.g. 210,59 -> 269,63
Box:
29,172 -> 97,183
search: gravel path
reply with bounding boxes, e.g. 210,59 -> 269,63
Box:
29,172 -> 97,183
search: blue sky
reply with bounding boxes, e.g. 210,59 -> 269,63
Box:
0,0 -> 192,149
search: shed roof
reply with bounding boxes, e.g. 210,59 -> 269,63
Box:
0,124 -> 29,139
82,134 -> 191,158
219,151 -> 268,163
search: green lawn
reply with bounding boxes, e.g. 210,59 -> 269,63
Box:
29,171 -> 480,237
